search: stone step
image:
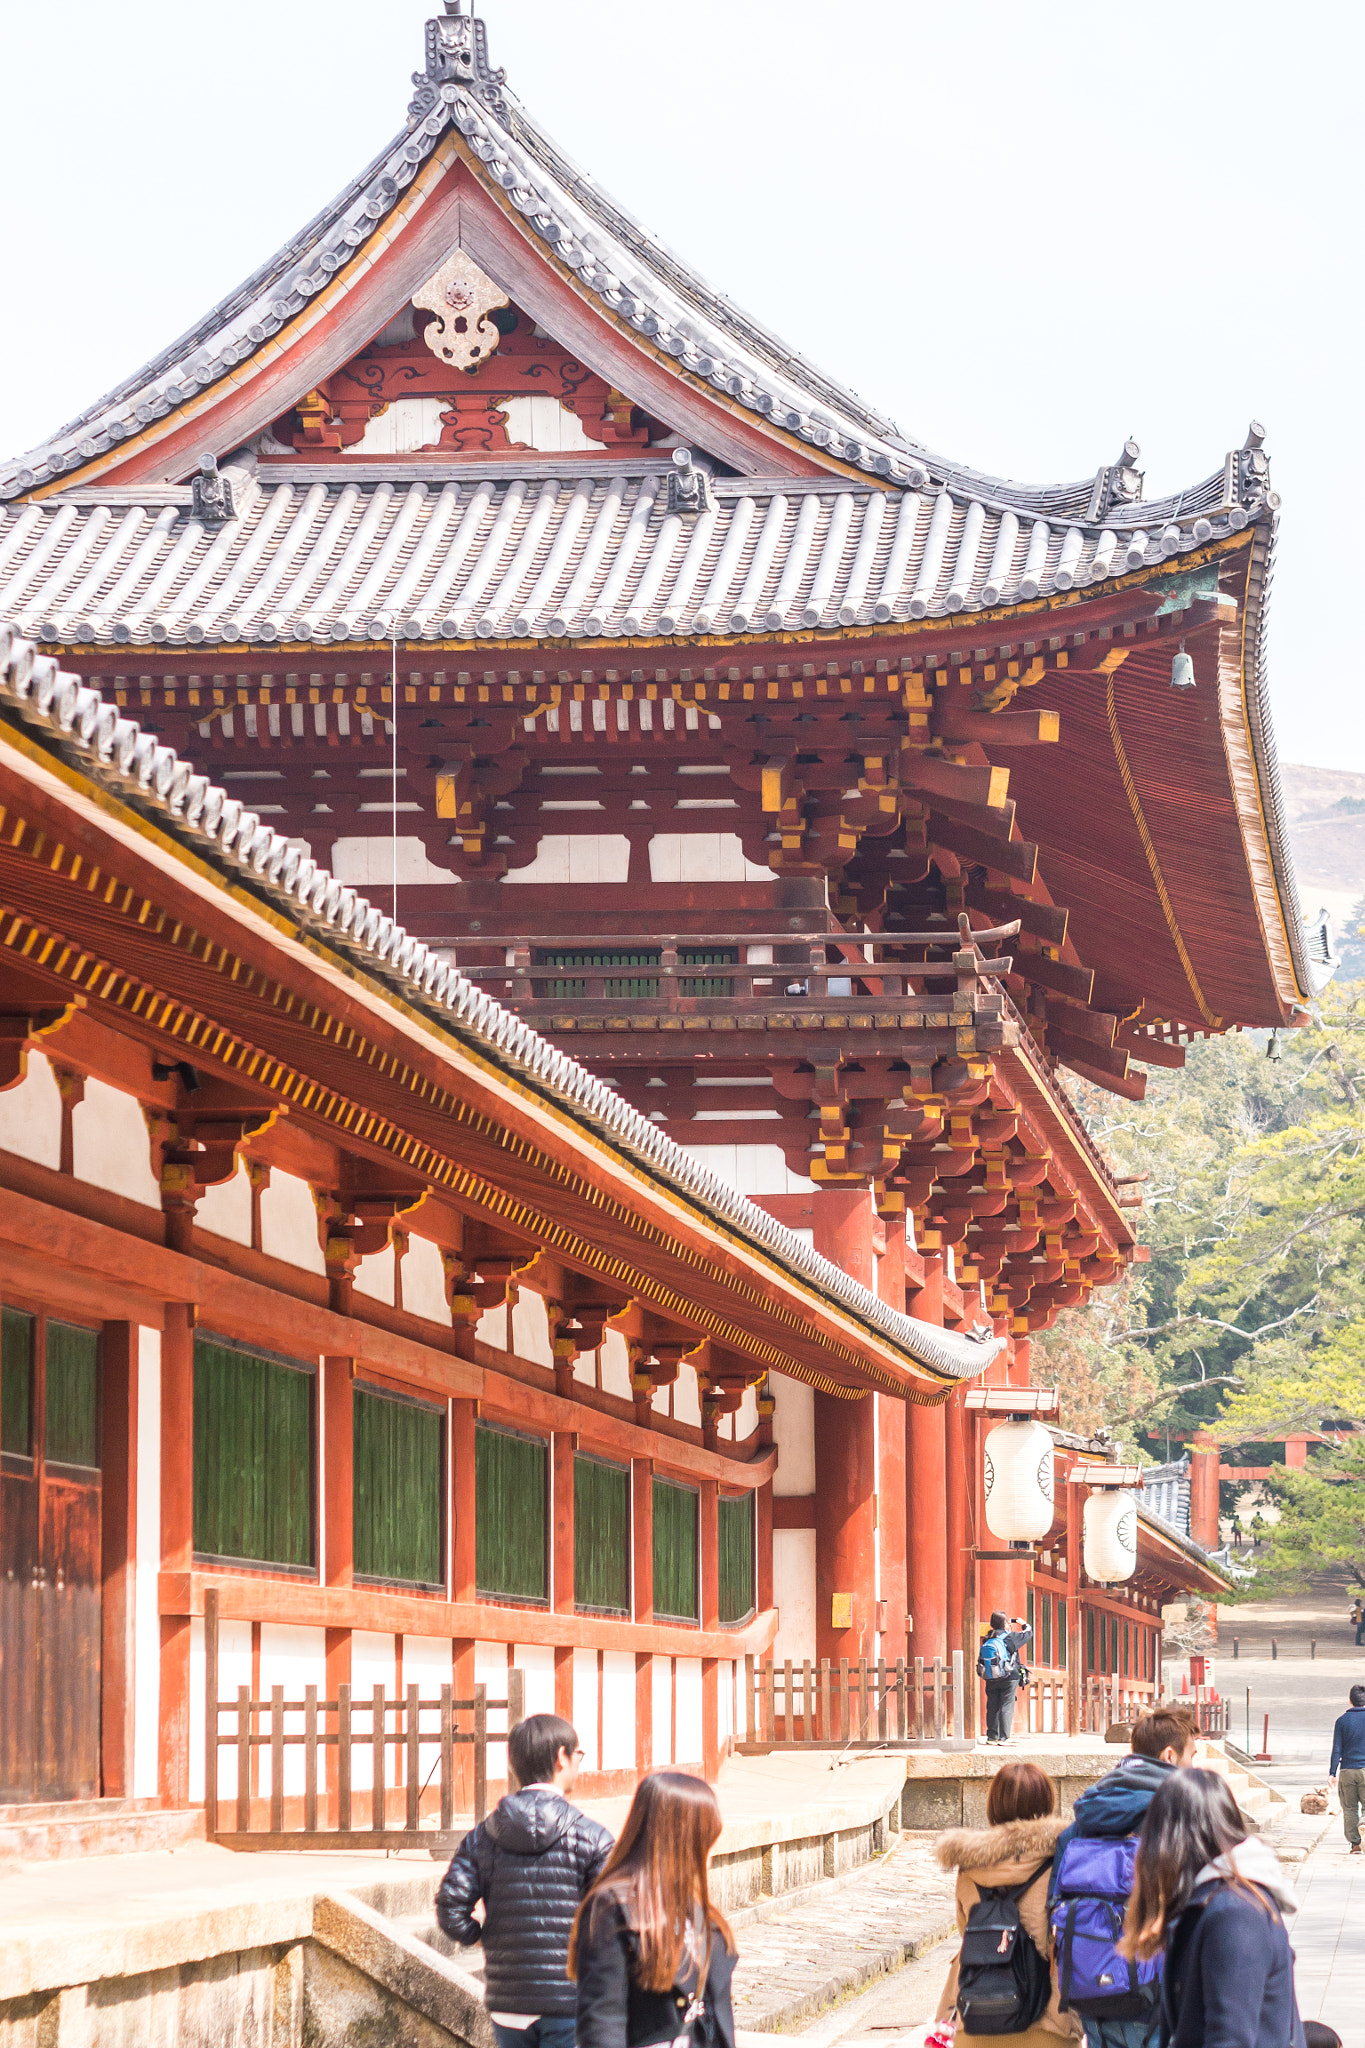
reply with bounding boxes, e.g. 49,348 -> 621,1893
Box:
0,1803 -> 205,1866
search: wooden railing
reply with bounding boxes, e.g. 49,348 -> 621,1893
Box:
740,1652 -> 965,1749
203,1588 -> 517,1850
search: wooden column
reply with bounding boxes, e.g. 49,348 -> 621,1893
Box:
756,1479 -> 774,1613
322,1355 -> 353,1817
1189,1433 -> 1221,1552
552,1432 -> 576,1613
907,1257 -> 948,1663
451,1397 -> 478,1808
944,1386 -> 974,1740
158,1301 -> 194,1807
633,1457 -> 654,1770
812,1192 -> 878,1666
553,1431 -> 577,1721
876,1215 -> 908,1666
99,1321 -> 138,1799
700,1477 -> 719,1777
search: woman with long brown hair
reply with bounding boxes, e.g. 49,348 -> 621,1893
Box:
1118,1770 -> 1302,2048
569,1770 -> 736,2048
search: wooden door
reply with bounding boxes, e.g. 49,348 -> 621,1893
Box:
0,1308 -> 102,1803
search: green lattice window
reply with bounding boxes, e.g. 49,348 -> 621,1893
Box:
718,1490 -> 755,1626
45,1321 -> 100,1468
653,1477 -> 699,1624
1039,1592 -> 1053,1667
536,949 -> 660,999
680,947 -> 737,998
353,1384 -> 444,1588
574,1454 -> 630,1614
1,1307 -> 33,1458
475,1422 -> 548,1603
193,1336 -> 314,1570
1058,1602 -> 1068,1669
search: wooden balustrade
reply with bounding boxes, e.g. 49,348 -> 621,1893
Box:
203,1588 -> 514,1849
738,1653 -> 964,1749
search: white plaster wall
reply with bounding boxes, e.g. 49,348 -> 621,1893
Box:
602,1650 -> 635,1770
354,1243 -> 396,1305
259,1169 -> 326,1274
648,834 -> 771,883
404,1235 -> 449,1323
572,1646 -> 599,1770
350,1632 -> 400,1790
600,1328 -> 633,1401
652,1656 -> 673,1766
209,1618 -> 253,1802
72,1076 -> 160,1205
403,1635 -> 456,1795
675,1657 -> 703,1765
503,835 -> 631,885
196,1159 -> 252,1246
513,1642 -> 556,1718
133,1326 -> 162,1799
0,1048 -> 60,1166
769,1370 -> 816,1495
773,1529 -> 817,1667
717,1660 -> 734,1750
680,1143 -> 813,1196
503,395 -> 607,452
732,1385 -> 759,1442
475,1641 -> 513,1779
511,1289 -> 553,1367
673,1365 -> 701,1429
478,1303 -> 510,1350
259,1625 -> 328,1796
331,835 -> 459,886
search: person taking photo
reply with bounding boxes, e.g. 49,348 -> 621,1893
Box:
977,1610 -> 1034,1745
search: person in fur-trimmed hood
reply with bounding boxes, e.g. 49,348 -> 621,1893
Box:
936,1761 -> 1082,2048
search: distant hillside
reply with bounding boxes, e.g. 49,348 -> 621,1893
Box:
1280,764 -> 1365,971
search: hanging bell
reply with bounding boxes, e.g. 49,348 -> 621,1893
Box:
1266,1030 -> 1282,1063
1170,639 -> 1196,690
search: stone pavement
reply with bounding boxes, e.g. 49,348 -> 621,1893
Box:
729,1832 -> 955,2035
1290,1820 -> 1365,2047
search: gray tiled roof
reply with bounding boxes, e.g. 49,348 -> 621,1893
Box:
0,619 -> 1006,1390
0,6 -> 1281,530
0,467 -> 1266,649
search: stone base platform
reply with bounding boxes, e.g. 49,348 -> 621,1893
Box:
0,1798 -> 205,1867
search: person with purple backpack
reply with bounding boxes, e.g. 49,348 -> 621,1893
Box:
1047,1708 -> 1198,2048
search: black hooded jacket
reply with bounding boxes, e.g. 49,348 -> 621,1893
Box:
436,1786 -> 615,2016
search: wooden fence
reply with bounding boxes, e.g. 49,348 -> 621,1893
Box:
739,1652 -> 966,1748
203,1589 -> 518,1850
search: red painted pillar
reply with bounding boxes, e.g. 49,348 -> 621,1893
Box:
945,1386 -> 975,1737
876,1213 -> 908,1665
700,1477 -> 719,1776
907,1257 -> 948,1662
451,1397 -> 478,1809
100,1322 -> 138,1800
159,1303 -> 194,1808
1190,1433 -> 1221,1551
322,1356 -> 354,1820
812,1193 -> 879,1666
633,1456 -> 654,1770
1284,1436 -> 1309,1469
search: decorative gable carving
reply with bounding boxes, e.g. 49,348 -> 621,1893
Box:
411,251 -> 510,371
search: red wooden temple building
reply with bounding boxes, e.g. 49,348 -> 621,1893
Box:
0,5 -> 1323,1839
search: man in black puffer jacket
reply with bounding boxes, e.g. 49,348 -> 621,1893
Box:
437,1713 -> 614,2048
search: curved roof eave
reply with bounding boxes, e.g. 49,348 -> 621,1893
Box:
0,20 -> 1277,537
0,619 -> 1006,1393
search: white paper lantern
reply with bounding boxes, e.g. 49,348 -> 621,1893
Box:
1083,1488 -> 1138,1583
983,1419 -> 1056,1542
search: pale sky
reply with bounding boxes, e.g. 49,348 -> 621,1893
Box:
4,0 -> 1360,769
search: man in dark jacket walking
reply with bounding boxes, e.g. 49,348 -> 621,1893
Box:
1328,1681 -> 1365,1852
437,1713 -> 614,2048
1048,1707 -> 1198,2048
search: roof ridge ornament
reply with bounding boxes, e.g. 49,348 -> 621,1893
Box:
1086,439 -> 1144,523
190,452 -> 235,526
1236,421 -> 1279,513
412,251 -> 511,369
409,1 -> 507,126
667,446 -> 717,516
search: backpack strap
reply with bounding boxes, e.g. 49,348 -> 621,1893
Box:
975,1859 -> 1052,1906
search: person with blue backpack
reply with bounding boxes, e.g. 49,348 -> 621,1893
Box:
978,1611 -> 1034,1743
1046,1707 -> 1198,2048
